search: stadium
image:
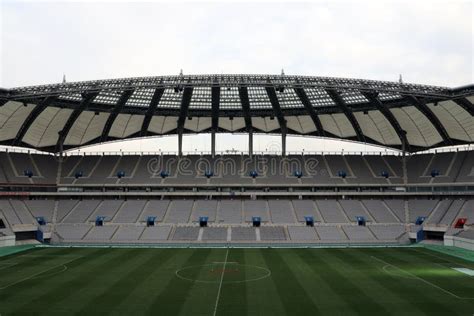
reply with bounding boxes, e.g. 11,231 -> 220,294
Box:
0,73 -> 473,314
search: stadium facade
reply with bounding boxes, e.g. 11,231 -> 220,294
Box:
0,74 -> 473,248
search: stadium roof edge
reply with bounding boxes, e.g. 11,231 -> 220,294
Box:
0,74 -> 472,154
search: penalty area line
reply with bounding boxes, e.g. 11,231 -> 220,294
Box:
213,248 -> 229,316
371,255 -> 474,300
0,256 -> 83,290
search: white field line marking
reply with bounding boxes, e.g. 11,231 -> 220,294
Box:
212,262 -> 237,264
0,263 -> 18,271
0,256 -> 83,290
213,248 -> 229,316
30,265 -> 69,280
452,268 -> 474,277
381,264 -> 416,280
371,255 -> 474,300
411,248 -> 474,270
175,263 -> 271,284
19,255 -> 80,258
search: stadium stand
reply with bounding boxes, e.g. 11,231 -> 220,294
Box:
231,227 -> 256,241
217,200 -> 243,224
202,227 -> 228,241
287,226 -> 318,241
315,226 -> 347,241
260,226 -> 287,240
140,226 -> 172,240
0,74 -> 473,247
112,226 -> 145,241
268,200 -> 296,223
172,226 -> 201,240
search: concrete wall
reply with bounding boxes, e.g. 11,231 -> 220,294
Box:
0,235 -> 15,247
444,235 -> 474,251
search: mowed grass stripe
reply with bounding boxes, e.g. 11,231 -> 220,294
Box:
345,248 -> 429,315
262,248 -> 320,315
2,247 -> 474,316
74,248 -> 155,313
242,248 -> 286,315
5,248 -> 110,314
0,247 -> 82,293
365,248 -> 461,315
16,248 -> 141,315
214,248 -> 248,316
331,248 -> 407,307
77,248 -> 169,315
0,246 -> 79,274
110,249 -> 201,315
410,247 -> 474,269
310,248 -> 389,315
146,248 -> 214,315
391,248 -> 474,300
293,249 -> 355,314
177,248 -> 232,316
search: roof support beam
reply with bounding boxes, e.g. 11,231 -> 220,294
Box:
139,87 -> 165,137
294,87 -> 325,137
266,86 -> 288,156
362,91 -> 410,152
211,85 -> 220,158
238,86 -> 253,157
326,89 -> 366,143
100,89 -> 135,143
404,96 -> 453,146
56,91 -> 99,153
177,86 -> 194,156
453,97 -> 474,116
13,95 -> 58,146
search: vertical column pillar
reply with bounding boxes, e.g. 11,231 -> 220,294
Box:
249,130 -> 253,158
211,131 -> 216,158
281,131 -> 286,157
178,130 -> 183,157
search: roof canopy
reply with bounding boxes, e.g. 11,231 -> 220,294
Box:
0,74 -> 473,153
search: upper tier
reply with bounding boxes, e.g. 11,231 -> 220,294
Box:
0,151 -> 472,187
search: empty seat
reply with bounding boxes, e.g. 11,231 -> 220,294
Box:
287,226 -> 318,240
202,227 -> 227,241
260,226 -> 287,240
172,227 -> 200,240
231,227 -> 256,241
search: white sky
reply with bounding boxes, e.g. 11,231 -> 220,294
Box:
0,0 -> 472,153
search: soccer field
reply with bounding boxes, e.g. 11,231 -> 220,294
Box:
0,246 -> 473,315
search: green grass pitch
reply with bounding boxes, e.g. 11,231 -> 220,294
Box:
1,246 -> 474,315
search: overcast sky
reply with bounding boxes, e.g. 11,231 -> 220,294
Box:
1,0 -> 472,88
0,0 -> 472,153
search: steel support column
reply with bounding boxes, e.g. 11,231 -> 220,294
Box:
211,85 -> 220,157
13,95 -> 58,146
100,89 -> 134,143
177,86 -> 193,156
326,89 -> 366,143
266,86 -> 287,156
56,91 -> 99,153
362,91 -> 410,152
140,87 -> 165,137
238,86 -> 253,157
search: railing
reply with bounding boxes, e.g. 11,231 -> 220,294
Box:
0,146 -> 54,155
60,150 -> 407,157
0,144 -> 473,157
